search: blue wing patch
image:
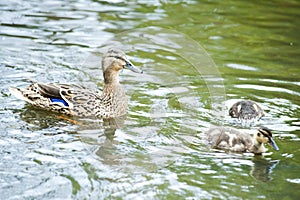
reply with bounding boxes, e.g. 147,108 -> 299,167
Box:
50,97 -> 68,106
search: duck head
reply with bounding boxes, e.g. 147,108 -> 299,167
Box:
256,127 -> 279,151
102,49 -> 143,84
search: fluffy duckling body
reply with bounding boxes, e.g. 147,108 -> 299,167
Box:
207,126 -> 279,154
229,100 -> 264,125
9,49 -> 143,118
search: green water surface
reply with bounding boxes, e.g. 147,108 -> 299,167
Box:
0,0 -> 299,199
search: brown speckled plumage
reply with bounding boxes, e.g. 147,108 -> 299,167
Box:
9,49 -> 143,118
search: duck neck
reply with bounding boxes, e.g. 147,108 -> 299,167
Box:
103,70 -> 120,85
102,71 -> 125,99
249,137 -> 266,154
103,81 -> 123,95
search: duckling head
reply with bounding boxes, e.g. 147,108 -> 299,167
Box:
256,127 -> 279,151
102,49 -> 143,84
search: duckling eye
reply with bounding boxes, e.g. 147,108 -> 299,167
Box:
257,133 -> 261,137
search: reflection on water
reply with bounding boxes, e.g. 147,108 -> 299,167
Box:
251,157 -> 279,182
1,0 -> 300,199
19,105 -> 72,130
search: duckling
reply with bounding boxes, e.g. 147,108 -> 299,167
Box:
9,49 -> 143,118
229,100 -> 264,124
207,126 -> 279,154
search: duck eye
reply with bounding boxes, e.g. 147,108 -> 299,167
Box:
257,133 -> 261,137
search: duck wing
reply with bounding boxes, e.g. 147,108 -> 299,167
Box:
37,83 -> 62,98
10,82 -> 102,117
59,84 -> 101,105
40,83 -> 102,105
36,83 -> 94,106
57,84 -> 105,116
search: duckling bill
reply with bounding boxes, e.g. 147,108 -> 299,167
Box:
9,49 -> 143,119
207,126 -> 279,154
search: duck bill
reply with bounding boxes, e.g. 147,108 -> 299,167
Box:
125,60 -> 143,74
268,138 -> 279,151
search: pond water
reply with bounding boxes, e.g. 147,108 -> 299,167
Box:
1,0 -> 299,199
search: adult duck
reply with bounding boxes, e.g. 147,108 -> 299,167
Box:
9,49 -> 143,118
207,126 -> 279,154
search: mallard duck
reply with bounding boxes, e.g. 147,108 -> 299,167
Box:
9,49 -> 143,118
207,126 -> 279,154
229,100 -> 264,124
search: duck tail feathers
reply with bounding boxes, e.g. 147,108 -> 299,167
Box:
9,86 -> 33,103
